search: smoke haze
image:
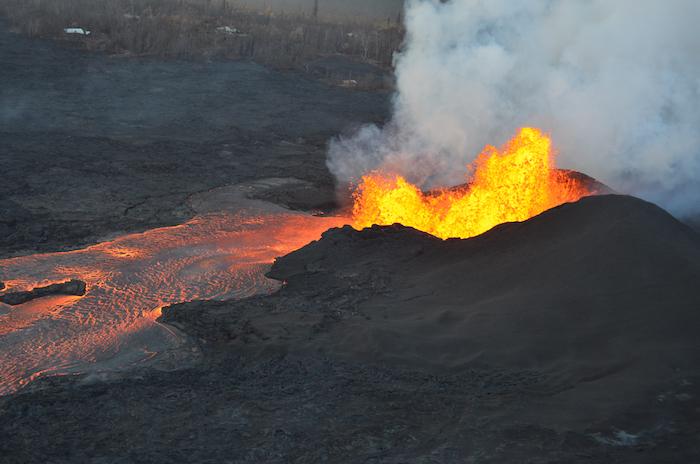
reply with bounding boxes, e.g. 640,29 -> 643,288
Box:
328,0 -> 700,214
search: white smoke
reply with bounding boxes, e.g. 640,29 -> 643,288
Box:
327,0 -> 700,214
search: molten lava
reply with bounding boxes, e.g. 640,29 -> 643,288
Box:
0,211 -> 345,395
352,127 -> 591,239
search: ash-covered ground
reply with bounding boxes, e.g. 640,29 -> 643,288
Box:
2,21 -> 700,464
0,20 -> 389,259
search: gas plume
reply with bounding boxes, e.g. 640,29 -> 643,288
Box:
328,0 -> 700,215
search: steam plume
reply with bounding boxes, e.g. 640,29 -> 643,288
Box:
327,0 -> 700,215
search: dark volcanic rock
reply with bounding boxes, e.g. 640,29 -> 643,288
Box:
2,195 -> 700,463
248,177 -> 338,212
0,280 -> 86,306
686,214 -> 700,233
0,20 -> 390,259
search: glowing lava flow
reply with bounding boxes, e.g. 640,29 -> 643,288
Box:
0,210 -> 345,394
352,128 -> 591,239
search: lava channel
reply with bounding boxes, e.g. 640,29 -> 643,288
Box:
0,209 -> 345,394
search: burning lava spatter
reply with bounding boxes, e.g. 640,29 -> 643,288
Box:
352,128 -> 591,239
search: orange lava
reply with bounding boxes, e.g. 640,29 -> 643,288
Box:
352,127 -> 591,239
0,211 -> 346,394
101,246 -> 146,260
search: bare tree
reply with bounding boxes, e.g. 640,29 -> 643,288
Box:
0,0 -> 403,71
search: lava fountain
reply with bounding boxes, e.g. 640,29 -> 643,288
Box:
352,128 -> 593,239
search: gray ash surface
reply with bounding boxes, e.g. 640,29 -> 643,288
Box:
0,20 -> 389,259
